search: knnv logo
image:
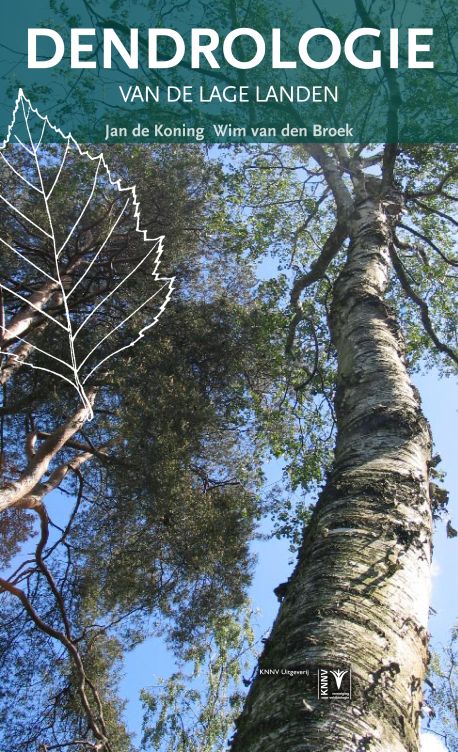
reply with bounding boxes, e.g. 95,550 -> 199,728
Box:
318,667 -> 351,700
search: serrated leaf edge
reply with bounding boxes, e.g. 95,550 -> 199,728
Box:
0,89 -> 175,420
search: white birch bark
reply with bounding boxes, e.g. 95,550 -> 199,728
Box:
231,193 -> 433,752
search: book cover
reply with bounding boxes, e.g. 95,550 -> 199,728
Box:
0,3 -> 456,751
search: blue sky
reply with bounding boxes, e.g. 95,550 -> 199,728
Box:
118,367 -> 457,750
116,200 -> 458,749
9,314 -> 455,751
416,371 -> 457,751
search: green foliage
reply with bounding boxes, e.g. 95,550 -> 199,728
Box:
141,605 -> 257,752
389,145 -> 458,375
3,139 -> 457,752
0,143 -> 271,750
426,625 -> 458,750
0,508 -> 35,568
0,142 -> 322,751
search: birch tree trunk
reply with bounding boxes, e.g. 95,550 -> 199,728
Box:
231,190 -> 433,751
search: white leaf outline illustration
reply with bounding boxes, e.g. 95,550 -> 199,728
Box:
0,89 -> 175,419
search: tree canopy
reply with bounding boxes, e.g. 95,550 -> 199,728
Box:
0,138 -> 310,751
0,134 -> 457,750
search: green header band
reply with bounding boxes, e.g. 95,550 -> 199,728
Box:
1,0 -> 457,143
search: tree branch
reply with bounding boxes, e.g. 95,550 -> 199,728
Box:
0,339 -> 35,385
398,221 -> 458,267
36,432 -> 122,466
412,198 -> 458,241
286,221 -> 348,354
406,165 -> 458,199
45,468 -> 85,560
0,391 -> 96,512
303,145 -> 353,216
354,0 -> 401,186
0,573 -> 110,748
390,245 -> 458,367
20,451 -> 94,510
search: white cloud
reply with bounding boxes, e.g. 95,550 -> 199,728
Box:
420,732 -> 448,752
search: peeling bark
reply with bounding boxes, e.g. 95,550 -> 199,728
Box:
0,390 -> 96,512
0,280 -> 61,345
231,194 -> 433,751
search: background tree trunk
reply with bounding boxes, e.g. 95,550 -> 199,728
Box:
231,193 -> 433,752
